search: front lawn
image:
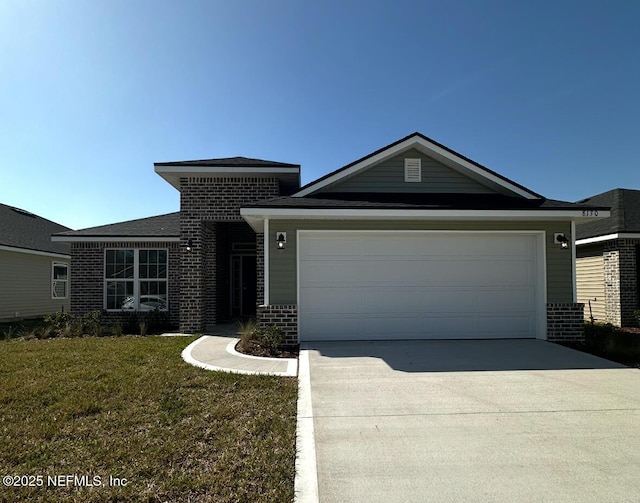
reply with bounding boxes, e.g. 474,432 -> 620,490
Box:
0,336 -> 297,503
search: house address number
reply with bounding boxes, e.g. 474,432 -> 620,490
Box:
582,210 -> 598,217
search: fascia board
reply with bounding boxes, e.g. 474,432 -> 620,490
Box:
154,166 -> 300,175
51,236 -> 180,243
240,208 -> 611,221
155,166 -> 300,190
0,244 -> 70,259
576,232 -> 640,245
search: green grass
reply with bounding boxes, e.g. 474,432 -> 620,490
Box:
0,336 -> 297,502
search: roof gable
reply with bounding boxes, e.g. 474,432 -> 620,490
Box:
295,133 -> 542,199
321,148 -> 502,195
0,203 -> 71,256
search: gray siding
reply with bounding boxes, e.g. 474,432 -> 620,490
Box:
323,148 -> 499,194
0,249 -> 70,320
268,220 -> 573,304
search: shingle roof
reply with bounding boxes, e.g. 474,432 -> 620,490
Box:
243,192 -> 608,211
0,203 -> 71,255
154,156 -> 299,168
54,212 -> 179,238
575,188 -> 640,239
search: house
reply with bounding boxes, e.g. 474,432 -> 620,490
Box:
0,203 -> 71,321
53,133 -> 608,343
575,188 -> 640,326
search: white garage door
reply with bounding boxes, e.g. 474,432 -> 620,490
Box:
298,231 -> 541,341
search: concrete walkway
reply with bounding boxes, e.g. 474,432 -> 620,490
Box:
181,335 -> 298,377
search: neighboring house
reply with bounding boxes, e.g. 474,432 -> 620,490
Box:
0,203 -> 71,321
53,133 -> 608,343
575,188 -> 640,327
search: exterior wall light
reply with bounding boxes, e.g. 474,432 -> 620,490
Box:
186,238 -> 193,252
554,233 -> 569,249
276,232 -> 287,250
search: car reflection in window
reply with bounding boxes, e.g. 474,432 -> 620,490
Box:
121,296 -> 167,311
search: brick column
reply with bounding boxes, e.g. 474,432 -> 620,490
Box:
178,177 -> 280,332
179,223 -> 206,333
618,239 -> 639,326
203,224 -> 217,328
546,303 -> 584,342
603,245 -> 621,326
257,305 -> 298,345
256,232 -> 265,306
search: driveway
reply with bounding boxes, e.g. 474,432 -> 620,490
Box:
299,339 -> 640,503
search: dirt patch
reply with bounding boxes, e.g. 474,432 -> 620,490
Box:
235,340 -> 299,359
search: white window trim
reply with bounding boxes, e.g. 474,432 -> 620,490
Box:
51,262 -> 69,300
104,248 -> 169,312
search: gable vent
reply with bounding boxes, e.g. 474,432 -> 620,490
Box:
404,158 -> 421,182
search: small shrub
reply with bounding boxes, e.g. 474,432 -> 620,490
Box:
634,310 -> 640,327
70,320 -> 84,337
3,325 -> 17,340
112,322 -> 123,337
83,310 -> 103,337
36,325 -> 55,340
44,311 -> 76,336
123,312 -> 139,335
584,322 -> 617,353
255,325 -> 284,355
139,320 -> 148,337
145,309 -> 172,334
237,318 -> 258,351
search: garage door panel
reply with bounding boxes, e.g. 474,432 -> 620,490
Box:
474,261 -> 532,285
364,288 -> 428,313
298,232 -> 540,341
300,236 -> 362,256
364,316 -> 424,337
301,315 -> 365,339
301,287 -> 365,313
301,260 -> 365,284
476,289 -> 534,311
422,290 -> 477,312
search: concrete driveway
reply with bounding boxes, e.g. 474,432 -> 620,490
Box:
298,339 -> 640,503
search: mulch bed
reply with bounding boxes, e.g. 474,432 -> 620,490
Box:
235,340 -> 299,359
617,327 -> 640,334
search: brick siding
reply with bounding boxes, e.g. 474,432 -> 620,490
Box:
256,233 -> 265,305
257,304 -> 298,345
603,238 -> 640,327
179,177 -> 279,332
70,241 -> 180,327
546,303 -> 584,342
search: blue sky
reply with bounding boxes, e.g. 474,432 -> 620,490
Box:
1,0 -> 638,230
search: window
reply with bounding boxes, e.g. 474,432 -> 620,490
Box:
404,158 -> 422,182
52,262 -> 69,299
105,249 -> 168,311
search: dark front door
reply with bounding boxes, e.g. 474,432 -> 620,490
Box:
231,254 -> 257,317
